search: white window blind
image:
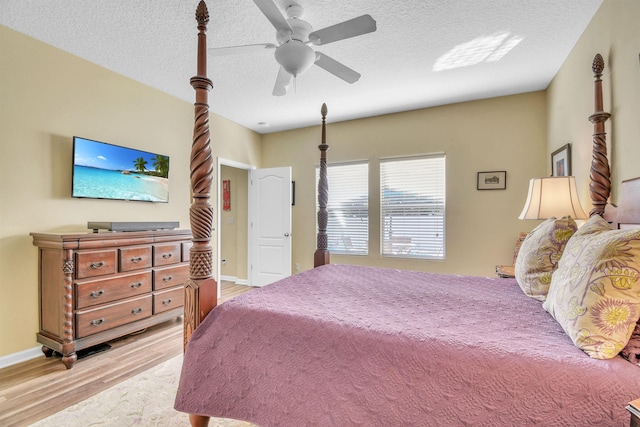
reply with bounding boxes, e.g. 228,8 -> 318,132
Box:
316,162 -> 368,255
380,155 -> 445,259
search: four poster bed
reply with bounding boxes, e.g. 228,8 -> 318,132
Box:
177,2 -> 640,426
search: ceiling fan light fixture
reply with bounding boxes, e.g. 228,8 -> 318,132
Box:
274,41 -> 316,77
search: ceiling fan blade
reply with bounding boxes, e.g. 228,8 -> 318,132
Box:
308,15 -> 377,45
252,0 -> 293,36
273,67 -> 292,96
208,43 -> 276,56
314,52 -> 361,84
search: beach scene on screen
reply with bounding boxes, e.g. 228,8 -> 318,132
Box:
72,137 -> 169,202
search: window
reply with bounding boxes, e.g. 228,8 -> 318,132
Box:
380,155 -> 446,259
316,162 -> 368,255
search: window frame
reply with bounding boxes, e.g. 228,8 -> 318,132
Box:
315,160 -> 369,256
379,153 -> 446,260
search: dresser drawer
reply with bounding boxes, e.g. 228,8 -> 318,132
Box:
119,246 -> 152,272
182,241 -> 193,262
153,243 -> 181,266
153,286 -> 184,314
76,271 -> 152,309
153,264 -> 190,290
76,294 -> 152,338
76,250 -> 117,279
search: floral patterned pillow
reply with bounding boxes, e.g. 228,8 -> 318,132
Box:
543,214 -> 640,359
514,216 -> 577,301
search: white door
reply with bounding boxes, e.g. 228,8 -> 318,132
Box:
249,167 -> 292,287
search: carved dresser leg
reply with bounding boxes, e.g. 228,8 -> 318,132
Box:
61,353 -> 77,370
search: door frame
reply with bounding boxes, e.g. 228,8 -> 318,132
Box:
217,158 -> 255,297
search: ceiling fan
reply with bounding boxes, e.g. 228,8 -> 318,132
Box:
208,0 -> 377,96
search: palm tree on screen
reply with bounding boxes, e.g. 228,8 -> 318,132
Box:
152,155 -> 169,178
133,157 -> 147,173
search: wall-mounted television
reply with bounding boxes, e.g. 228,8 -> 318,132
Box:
72,136 -> 170,203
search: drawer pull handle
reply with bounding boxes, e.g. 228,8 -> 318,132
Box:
90,290 -> 105,298
131,256 -> 143,263
131,307 -> 143,314
162,298 -> 173,305
130,282 -> 142,289
162,275 -> 173,282
90,261 -> 105,269
162,253 -> 173,259
90,318 -> 105,326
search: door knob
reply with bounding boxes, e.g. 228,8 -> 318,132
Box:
284,233 -> 290,237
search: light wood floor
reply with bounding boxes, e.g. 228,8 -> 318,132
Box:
0,281 -> 254,427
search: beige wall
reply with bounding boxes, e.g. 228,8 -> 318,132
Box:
0,26 -> 260,358
547,0 -> 640,207
262,92 -> 548,276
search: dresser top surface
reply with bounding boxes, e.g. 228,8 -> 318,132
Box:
31,229 -> 193,249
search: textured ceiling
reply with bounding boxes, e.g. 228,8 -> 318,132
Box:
0,0 -> 603,133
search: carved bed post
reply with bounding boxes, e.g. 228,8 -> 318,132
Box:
314,103 -> 330,267
588,53 -> 612,217
184,0 -> 217,348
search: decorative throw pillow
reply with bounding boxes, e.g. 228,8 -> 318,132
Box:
543,214 -> 640,359
514,216 -> 577,301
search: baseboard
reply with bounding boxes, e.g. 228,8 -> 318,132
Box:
0,345 -> 42,369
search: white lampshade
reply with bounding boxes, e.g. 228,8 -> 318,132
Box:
519,176 -> 588,220
274,41 -> 316,77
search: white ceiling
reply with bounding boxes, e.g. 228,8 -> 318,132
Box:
0,0 -> 603,134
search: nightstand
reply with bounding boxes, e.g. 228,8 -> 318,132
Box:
495,265 -> 515,278
496,232 -> 528,278
627,398 -> 640,427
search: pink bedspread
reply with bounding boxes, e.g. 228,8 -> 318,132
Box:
175,264 -> 640,426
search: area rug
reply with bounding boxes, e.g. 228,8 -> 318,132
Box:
30,354 -> 256,427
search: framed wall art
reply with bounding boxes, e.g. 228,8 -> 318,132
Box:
551,143 -> 571,176
477,171 -> 506,190
222,179 -> 231,211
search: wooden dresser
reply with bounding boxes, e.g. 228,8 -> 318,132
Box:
31,229 -> 192,369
